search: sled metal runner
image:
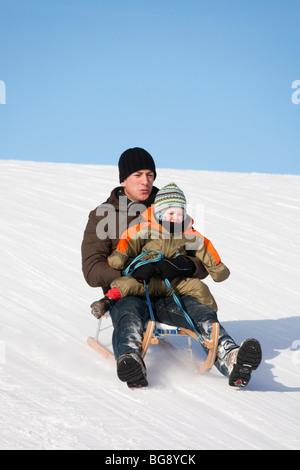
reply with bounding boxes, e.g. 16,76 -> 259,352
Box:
87,315 -> 219,373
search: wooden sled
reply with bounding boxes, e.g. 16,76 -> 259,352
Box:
87,314 -> 219,373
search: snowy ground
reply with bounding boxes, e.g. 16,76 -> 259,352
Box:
0,160 -> 299,450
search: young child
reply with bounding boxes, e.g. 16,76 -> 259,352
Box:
91,183 -> 230,319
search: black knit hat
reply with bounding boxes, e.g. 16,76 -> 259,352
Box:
118,147 -> 157,183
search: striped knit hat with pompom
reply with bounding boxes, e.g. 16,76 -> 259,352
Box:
154,182 -> 187,218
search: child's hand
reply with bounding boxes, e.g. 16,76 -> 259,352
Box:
155,256 -> 196,281
130,264 -> 157,284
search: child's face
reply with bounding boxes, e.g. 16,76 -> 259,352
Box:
163,207 -> 185,223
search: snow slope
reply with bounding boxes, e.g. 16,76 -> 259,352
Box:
0,160 -> 299,450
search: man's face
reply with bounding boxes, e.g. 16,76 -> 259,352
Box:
121,169 -> 155,202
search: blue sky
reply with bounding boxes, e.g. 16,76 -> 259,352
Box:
0,0 -> 299,174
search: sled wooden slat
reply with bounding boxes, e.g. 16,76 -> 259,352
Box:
87,336 -> 115,361
87,317 -> 219,374
87,317 -> 156,362
141,320 -> 156,358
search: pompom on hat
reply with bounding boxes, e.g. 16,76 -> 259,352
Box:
118,147 -> 156,183
154,182 -> 187,217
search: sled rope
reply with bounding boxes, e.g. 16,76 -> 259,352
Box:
163,278 -> 205,343
123,250 -> 205,343
143,279 -> 155,323
123,249 -> 164,276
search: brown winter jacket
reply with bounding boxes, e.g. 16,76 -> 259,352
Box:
108,206 -> 230,310
81,187 -> 209,294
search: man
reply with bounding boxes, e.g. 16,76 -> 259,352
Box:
81,147 -> 261,388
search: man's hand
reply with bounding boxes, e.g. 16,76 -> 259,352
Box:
155,256 -> 196,281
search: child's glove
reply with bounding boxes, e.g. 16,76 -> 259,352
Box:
155,256 -> 196,281
130,263 -> 157,284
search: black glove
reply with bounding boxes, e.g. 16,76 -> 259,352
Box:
130,263 -> 157,284
155,256 -> 196,281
